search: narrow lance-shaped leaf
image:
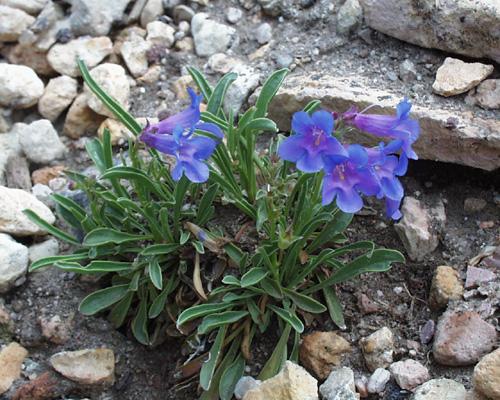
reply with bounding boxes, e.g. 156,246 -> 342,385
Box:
200,326 -> 227,390
79,284 -> 130,315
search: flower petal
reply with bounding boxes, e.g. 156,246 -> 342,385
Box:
140,132 -> 177,155
183,159 -> 210,183
396,98 -> 411,119
296,151 -> 324,173
385,197 -> 402,220
195,122 -> 224,140
311,110 -> 334,135
188,136 -> 217,160
171,161 -> 184,181
380,176 -> 404,200
336,187 -> 364,213
347,144 -> 368,166
278,135 -> 307,162
291,111 -> 313,135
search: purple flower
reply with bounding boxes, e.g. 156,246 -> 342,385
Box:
278,110 -> 347,173
140,88 -> 223,183
321,145 -> 378,213
344,99 -> 420,160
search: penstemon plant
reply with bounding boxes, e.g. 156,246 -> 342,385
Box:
25,60 -> 419,399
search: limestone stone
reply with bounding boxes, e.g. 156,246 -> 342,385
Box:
64,93 -> 105,139
0,64 -> 44,109
390,359 -> 430,391
1,0 -> 47,15
50,349 -> 114,385
433,311 -> 497,366
428,266 -> 463,310
411,379 -> 466,400
360,0 -> 500,63
29,238 -> 59,264
360,327 -> 394,372
15,120 -> 66,164
243,361 -> 318,400
367,368 -> 390,394
268,74 -> 500,171
0,343 -> 28,394
120,33 -> 150,77
337,0 -> 363,34
69,0 -> 131,37
432,58 -> 493,97
4,44 -> 55,76
319,367 -> 357,400
299,331 -> 351,380
470,79 -> 500,110
146,20 -> 175,47
38,76 -> 78,121
0,233 -> 28,293
0,131 -> 22,186
473,348 -> 500,400
0,5 -> 35,42
84,63 -> 130,118
0,186 -> 56,236
47,37 -> 113,77
140,0 -> 163,28
191,13 -> 236,57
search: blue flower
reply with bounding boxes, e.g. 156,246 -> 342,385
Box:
278,110 -> 347,173
140,88 -> 223,183
344,99 -> 420,160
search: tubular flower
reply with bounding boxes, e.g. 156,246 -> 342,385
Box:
344,99 -> 420,160
321,145 -> 378,213
278,110 -> 348,173
140,88 -> 223,183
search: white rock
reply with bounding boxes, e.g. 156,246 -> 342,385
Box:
120,33 -> 150,77
226,7 -> 243,24
69,0 -> 131,36
63,93 -> 105,139
0,64 -> 44,109
31,183 -> 54,208
234,376 -> 261,400
244,361 -> 318,400
255,23 -> 272,44
411,379 -> 466,400
29,238 -> 59,264
390,359 -> 430,391
207,53 -> 242,74
337,0 -> 362,34
47,37 -> 113,77
98,117 -> 154,145
0,186 -> 56,236
50,349 -> 115,385
224,64 -> 260,115
38,76 -> 78,121
394,197 -> 439,261
84,63 -> 130,118
360,327 -> 394,372
14,120 -> 66,164
0,5 -> 35,42
0,131 -> 22,186
0,233 -> 28,293
469,79 -> 500,110
319,367 -> 357,400
360,0 -> 500,63
140,0 -> 163,27
1,0 -> 48,15
146,20 -> 175,47
191,13 -> 236,57
367,368 -> 390,394
432,58 -> 494,97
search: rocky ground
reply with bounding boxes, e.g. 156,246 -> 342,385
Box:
0,0 -> 499,399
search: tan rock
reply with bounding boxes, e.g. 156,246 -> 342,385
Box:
32,166 -> 65,185
299,331 -> 351,379
64,93 -> 105,139
38,76 -> 78,121
146,21 -> 175,47
470,79 -> 500,110
98,119 -> 135,145
47,37 -> 113,77
84,63 -> 130,118
429,266 -> 463,310
0,5 -> 35,42
120,33 -> 150,78
50,348 -> 115,385
268,74 -> 500,171
0,186 -> 56,236
4,44 -> 55,76
0,342 -> 28,394
175,36 -> 194,52
390,359 -> 430,391
360,327 -> 394,372
433,58 -> 493,97
243,361 -> 318,400
411,379 -> 466,400
173,75 -> 195,100
39,315 -> 72,344
473,348 -> 500,400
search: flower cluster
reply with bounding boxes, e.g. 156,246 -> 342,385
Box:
278,100 -> 419,219
140,88 -> 223,183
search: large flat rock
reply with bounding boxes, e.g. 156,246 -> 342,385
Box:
268,74 -> 500,171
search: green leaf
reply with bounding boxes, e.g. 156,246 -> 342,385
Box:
78,59 -> 142,135
149,259 -> 163,290
200,326 -> 227,390
268,305 -> 304,333
255,68 -> 289,118
179,231 -> 190,245
23,210 -> 80,245
109,291 -> 133,328
283,288 -> 327,314
79,284 -> 129,315
242,118 -> 277,135
219,355 -> 245,400
259,277 -> 282,299
148,275 -> 179,318
177,303 -> 233,327
303,99 -> 322,114
140,244 -> 179,256
207,72 -> 237,116
196,183 -> 219,225
132,298 -> 149,345
101,166 -> 164,198
221,275 -> 240,286
193,240 -> 205,254
240,267 -> 269,288
187,66 -> 213,100
306,249 -> 405,294
83,228 -> 152,246
323,285 -> 346,330
259,323 -> 291,380
53,260 -> 132,274
223,243 -> 246,268
29,253 -> 88,272
307,211 -> 353,252
198,311 -> 249,335
85,138 -> 107,173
